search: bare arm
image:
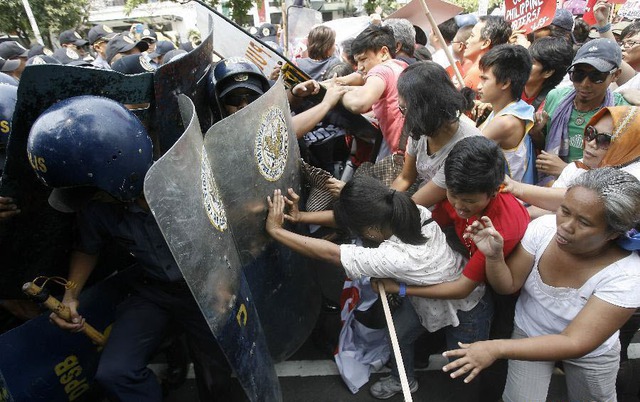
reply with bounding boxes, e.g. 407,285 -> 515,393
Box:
341,76 -> 386,114
266,189 -> 342,266
442,296 -> 636,383
503,175 -> 567,211
50,251 -> 99,332
390,153 -> 417,191
374,275 -> 481,300
481,115 -> 524,148
411,180 -> 448,209
292,85 -> 350,138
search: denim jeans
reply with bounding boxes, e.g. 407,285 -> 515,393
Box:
389,289 -> 494,381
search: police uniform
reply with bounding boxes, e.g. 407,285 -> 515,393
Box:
75,198 -> 233,401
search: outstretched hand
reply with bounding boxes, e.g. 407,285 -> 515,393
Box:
442,341 -> 499,383
266,189 -> 286,234
283,188 -> 301,224
464,216 -> 504,259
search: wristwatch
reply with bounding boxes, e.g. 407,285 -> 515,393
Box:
399,282 -> 407,298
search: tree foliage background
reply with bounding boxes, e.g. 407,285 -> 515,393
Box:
0,0 -> 90,47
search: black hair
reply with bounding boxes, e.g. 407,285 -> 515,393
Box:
397,61 -> 466,140
438,18 -> 459,44
529,37 -> 574,91
572,18 -> 590,45
414,25 -> 427,46
323,62 -> 354,80
341,38 -> 356,66
478,16 -> 512,46
445,136 -> 505,195
479,44 -> 532,100
333,176 -> 426,245
414,45 -> 432,61
621,21 -> 640,41
350,25 -> 396,59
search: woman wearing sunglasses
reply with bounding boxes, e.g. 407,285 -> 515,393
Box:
503,105 -> 640,218
442,167 -> 640,402
530,38 -> 629,186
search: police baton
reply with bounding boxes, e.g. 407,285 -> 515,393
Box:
22,281 -> 107,346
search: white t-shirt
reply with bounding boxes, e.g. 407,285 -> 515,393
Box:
340,205 -> 485,331
406,119 -> 481,189
515,215 -> 640,357
554,160 -> 640,188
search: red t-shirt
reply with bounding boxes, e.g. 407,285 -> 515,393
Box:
432,192 -> 530,283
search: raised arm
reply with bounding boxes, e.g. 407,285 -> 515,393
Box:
466,216 -> 534,295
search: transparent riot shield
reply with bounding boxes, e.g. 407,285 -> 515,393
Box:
144,95 -> 281,402
203,79 -> 321,362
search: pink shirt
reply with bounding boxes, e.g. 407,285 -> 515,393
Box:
365,59 -> 407,159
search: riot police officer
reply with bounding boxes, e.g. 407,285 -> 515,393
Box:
30,96 -> 234,402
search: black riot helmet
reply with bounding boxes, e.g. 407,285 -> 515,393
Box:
27,96 -> 153,205
207,57 -> 270,119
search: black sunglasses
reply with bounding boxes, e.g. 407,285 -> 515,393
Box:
584,125 -> 613,149
568,67 -> 615,84
223,92 -> 261,107
397,105 -> 407,115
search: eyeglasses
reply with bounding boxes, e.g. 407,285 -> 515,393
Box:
223,92 -> 261,107
622,40 -> 640,48
584,125 -> 613,149
568,67 -> 616,84
397,105 -> 407,115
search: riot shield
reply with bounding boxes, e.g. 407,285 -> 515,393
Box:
286,6 -> 323,59
0,272 -> 127,402
192,0 -> 382,141
144,95 -> 281,401
152,28 -> 213,155
0,65 -> 154,299
203,79 -> 320,362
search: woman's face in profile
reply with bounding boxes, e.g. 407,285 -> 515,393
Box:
555,186 -> 616,255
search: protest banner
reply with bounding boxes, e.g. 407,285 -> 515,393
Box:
387,0 -> 463,37
505,0 -> 557,34
619,0 -> 640,19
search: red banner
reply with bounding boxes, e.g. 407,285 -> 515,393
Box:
505,0 -> 557,34
582,0 -> 598,24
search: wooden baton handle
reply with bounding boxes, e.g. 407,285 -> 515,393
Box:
22,282 -> 106,346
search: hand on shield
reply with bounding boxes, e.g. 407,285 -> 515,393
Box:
283,188 -> 302,224
292,80 -> 321,98
266,189 -> 286,235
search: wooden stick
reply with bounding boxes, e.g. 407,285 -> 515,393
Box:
418,0 -> 466,88
377,283 -> 413,402
22,282 -> 107,346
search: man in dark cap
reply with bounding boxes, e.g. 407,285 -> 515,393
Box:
59,29 -> 89,58
27,44 -> 53,59
533,9 -> 574,42
147,40 -> 175,67
105,33 -> 149,66
0,42 -> 28,80
254,23 -> 282,52
111,54 -> 156,74
88,25 -> 118,69
0,57 -> 21,83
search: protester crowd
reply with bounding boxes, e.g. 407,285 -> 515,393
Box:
1,1 -> 640,401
